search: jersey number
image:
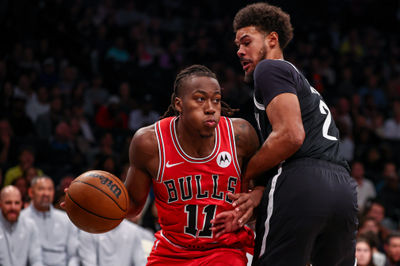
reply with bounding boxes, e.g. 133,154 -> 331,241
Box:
184,204 -> 216,238
319,100 -> 338,141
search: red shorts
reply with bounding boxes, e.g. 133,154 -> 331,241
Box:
147,231 -> 249,266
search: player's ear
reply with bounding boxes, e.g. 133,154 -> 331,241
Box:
266,31 -> 279,48
175,96 -> 183,114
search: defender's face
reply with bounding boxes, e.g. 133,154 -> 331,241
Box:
175,76 -> 221,138
235,26 -> 268,83
0,190 -> 22,223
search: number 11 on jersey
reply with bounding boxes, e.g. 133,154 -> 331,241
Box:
184,204 -> 217,238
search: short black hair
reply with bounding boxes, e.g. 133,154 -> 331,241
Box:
233,2 -> 293,49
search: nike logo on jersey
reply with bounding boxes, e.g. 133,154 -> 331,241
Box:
166,161 -> 184,168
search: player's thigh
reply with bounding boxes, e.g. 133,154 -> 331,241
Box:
254,212 -> 326,266
311,212 -> 357,266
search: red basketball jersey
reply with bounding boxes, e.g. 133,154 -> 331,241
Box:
152,116 -> 253,251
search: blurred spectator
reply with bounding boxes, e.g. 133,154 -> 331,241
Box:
7,97 -> 36,138
106,37 -> 130,63
38,58 -> 59,88
21,176 -> 79,266
58,66 -> 78,97
0,81 -> 14,115
18,47 -> 41,74
87,132 -> 118,167
376,162 -> 400,228
384,232 -> 400,266
70,103 -> 95,145
26,86 -> 50,123
11,177 -> 29,208
363,199 -> 397,234
83,75 -> 109,117
358,74 -> 387,111
362,231 -> 387,266
78,219 -> 154,266
128,94 -> 159,132
95,95 -> 128,130
35,96 -> 65,140
54,174 -> 74,210
13,74 -> 34,101
45,121 -> 78,183
22,166 -> 39,187
355,235 -> 376,266
0,118 -> 13,169
382,100 -> 400,140
118,81 -> 137,115
351,161 -> 376,212
0,186 -> 42,266
3,146 -> 43,187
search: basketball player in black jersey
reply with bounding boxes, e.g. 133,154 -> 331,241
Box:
212,3 -> 358,266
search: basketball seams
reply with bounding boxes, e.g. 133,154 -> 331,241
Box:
66,192 -> 124,221
71,180 -> 127,212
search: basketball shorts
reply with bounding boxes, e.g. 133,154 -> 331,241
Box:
253,158 -> 358,266
147,231 -> 248,266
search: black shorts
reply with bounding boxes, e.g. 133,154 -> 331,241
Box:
253,158 -> 358,266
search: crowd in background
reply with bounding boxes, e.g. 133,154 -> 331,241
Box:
1,0 -> 400,265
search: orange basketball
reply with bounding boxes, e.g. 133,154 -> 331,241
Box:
64,170 -> 129,233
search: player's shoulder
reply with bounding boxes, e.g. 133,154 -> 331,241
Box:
255,59 -> 296,75
130,123 -> 158,156
230,118 -> 255,135
230,118 -> 259,154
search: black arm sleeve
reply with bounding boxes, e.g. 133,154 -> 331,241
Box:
253,60 -> 297,106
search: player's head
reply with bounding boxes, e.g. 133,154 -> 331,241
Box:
166,65 -> 222,138
0,185 -> 22,223
162,65 -> 236,132
29,176 -> 54,212
233,3 -> 293,83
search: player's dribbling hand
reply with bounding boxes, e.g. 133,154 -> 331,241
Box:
59,188 -> 68,209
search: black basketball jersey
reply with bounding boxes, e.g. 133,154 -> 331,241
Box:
253,59 -> 349,171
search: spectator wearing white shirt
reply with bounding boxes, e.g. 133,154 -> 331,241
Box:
0,185 -> 42,266
351,161 -> 376,212
383,100 -> 400,140
78,219 -> 155,266
21,176 -> 79,266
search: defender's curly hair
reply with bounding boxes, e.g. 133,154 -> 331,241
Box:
233,3 -> 294,49
161,65 -> 238,118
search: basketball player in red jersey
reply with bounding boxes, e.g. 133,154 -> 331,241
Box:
125,65 -> 260,265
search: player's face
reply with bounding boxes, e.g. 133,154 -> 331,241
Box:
235,26 -> 268,83
30,178 -> 54,211
175,76 -> 221,138
355,241 -> 372,266
0,189 -> 22,223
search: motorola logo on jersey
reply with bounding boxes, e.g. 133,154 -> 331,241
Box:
216,152 -> 231,168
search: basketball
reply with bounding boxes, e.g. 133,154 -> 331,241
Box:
64,170 -> 129,233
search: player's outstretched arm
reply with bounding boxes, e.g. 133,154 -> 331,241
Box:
125,125 -> 157,218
